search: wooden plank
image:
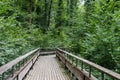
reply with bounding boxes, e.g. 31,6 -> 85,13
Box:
25,55 -> 71,80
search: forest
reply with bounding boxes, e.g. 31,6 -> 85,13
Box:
0,0 -> 120,74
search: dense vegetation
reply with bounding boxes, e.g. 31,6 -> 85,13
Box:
0,0 -> 120,73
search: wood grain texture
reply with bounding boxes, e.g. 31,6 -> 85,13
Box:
25,55 -> 71,80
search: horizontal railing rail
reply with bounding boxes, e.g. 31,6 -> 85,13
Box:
1,48 -> 120,80
56,48 -> 120,80
0,48 -> 40,80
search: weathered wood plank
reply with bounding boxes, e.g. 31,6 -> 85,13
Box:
25,55 -> 71,80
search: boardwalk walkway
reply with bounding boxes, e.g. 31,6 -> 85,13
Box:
25,55 -> 71,80
0,49 -> 120,80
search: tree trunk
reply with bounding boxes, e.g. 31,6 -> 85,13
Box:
47,0 -> 53,27
29,0 -> 33,24
67,0 -> 70,26
44,0 -> 48,26
69,0 -> 78,26
55,0 -> 63,28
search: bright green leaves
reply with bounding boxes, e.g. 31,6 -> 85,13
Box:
81,0 -> 120,71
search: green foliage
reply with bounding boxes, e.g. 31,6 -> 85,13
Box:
0,0 -> 120,74
78,0 -> 120,71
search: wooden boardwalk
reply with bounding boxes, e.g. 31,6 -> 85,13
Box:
25,55 -> 71,80
0,49 -> 120,80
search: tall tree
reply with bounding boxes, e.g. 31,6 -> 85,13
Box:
44,0 -> 48,27
69,0 -> 78,26
29,0 -> 34,24
47,0 -> 53,27
55,0 -> 63,28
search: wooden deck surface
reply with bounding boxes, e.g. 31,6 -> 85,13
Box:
25,55 -> 71,80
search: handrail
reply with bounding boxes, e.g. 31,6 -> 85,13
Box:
0,48 -> 39,74
57,48 -> 120,80
0,48 -> 40,80
1,48 -> 119,80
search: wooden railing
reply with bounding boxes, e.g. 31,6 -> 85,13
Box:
1,48 -> 120,80
56,48 -> 120,80
0,48 -> 40,80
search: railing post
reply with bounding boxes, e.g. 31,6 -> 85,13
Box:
16,75 -> 19,80
31,59 -> 33,69
67,54 -> 68,59
101,72 -> 104,80
68,55 -> 70,61
12,66 -> 14,77
37,52 -> 39,61
81,61 -> 83,71
83,75 -> 85,80
25,57 -> 27,64
76,59 -> 78,67
64,59 -> 67,70
23,59 -> 24,66
64,52 -> 65,56
18,61 -> 21,70
89,66 -> 92,77
2,73 -> 4,80
72,57 -> 74,64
